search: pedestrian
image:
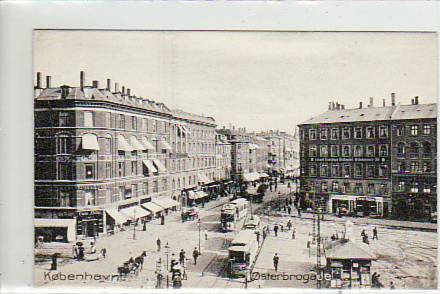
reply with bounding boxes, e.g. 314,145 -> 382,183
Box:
287,206 -> 292,215
297,207 -> 301,217
373,227 -> 378,240
262,229 -> 267,240
50,253 -> 58,271
77,244 -> 85,260
273,253 -> 279,272
361,229 -> 366,237
256,231 -> 260,244
170,253 -> 177,272
275,183 -> 278,191
390,281 -> 395,289
280,224 -> 284,232
192,247 -> 199,265
72,244 -> 78,259
292,228 -> 296,239
287,220 -> 292,231
157,238 -> 161,252
90,241 -> 96,254
204,229 -> 208,241
143,221 -> 147,231
274,224 -> 279,237
100,248 -> 107,258
362,234 -> 370,245
161,215 -> 165,225
179,249 -> 185,266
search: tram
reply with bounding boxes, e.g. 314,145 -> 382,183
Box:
243,215 -> 262,234
220,198 -> 249,231
227,229 -> 259,278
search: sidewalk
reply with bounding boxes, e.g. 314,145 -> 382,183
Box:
287,212 -> 437,231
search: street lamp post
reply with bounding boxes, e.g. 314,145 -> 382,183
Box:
165,242 -> 170,271
197,218 -> 201,255
316,207 -> 322,289
133,207 -> 137,240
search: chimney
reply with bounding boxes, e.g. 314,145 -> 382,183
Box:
332,101 -> 336,110
359,101 -> 363,109
127,88 -> 131,97
341,104 -> 345,110
328,102 -> 332,110
414,96 -> 419,105
46,76 -> 51,88
114,82 -> 119,93
391,93 -> 396,106
383,99 -> 386,107
106,79 -> 111,90
92,80 -> 99,88
336,102 -> 340,110
122,86 -> 125,95
411,98 -> 415,105
36,72 -> 42,88
80,71 -> 85,90
369,97 -> 374,107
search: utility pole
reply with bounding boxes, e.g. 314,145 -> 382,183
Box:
198,218 -> 201,255
133,207 -> 137,240
316,207 -> 322,289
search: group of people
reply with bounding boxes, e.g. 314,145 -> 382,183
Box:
272,220 -> 296,239
361,227 -> 378,245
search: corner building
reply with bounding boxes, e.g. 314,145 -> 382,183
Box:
299,96 -> 437,220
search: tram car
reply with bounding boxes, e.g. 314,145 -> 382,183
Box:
220,198 -> 249,231
227,229 -> 260,278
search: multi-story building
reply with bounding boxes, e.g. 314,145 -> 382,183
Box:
215,133 -> 232,181
251,136 -> 270,173
390,98 -> 437,220
299,96 -> 437,220
34,72 -> 217,241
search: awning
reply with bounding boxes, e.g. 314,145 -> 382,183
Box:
141,137 -> 155,150
129,136 -> 145,151
106,209 -> 130,225
142,159 -> 158,173
81,134 -> 100,150
195,191 -> 208,199
187,190 -> 197,200
242,172 -> 254,182
259,172 -> 270,177
35,218 -> 76,228
160,140 -> 173,151
117,135 -> 134,152
120,206 -> 151,220
153,198 -> 180,209
141,202 -> 164,214
197,173 -> 211,184
152,159 -> 167,172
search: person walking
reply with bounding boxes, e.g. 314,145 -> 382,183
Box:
390,281 -> 395,289
292,228 -> 296,239
204,229 -> 208,241
50,253 -> 58,271
287,220 -> 292,231
297,207 -> 302,217
273,253 -> 279,272
274,224 -> 279,237
100,248 -> 107,258
90,242 -> 96,254
373,227 -> 378,240
179,249 -> 186,266
192,247 -> 200,265
262,229 -> 267,240
287,206 -> 292,215
157,238 -> 161,252
361,229 -> 366,237
256,231 -> 260,244
170,253 -> 177,272
72,244 -> 78,259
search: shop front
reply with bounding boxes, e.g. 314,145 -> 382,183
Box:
76,209 -> 105,238
328,195 -> 384,217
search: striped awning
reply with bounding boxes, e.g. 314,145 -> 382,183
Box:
152,159 -> 167,172
141,137 -> 155,150
141,202 -> 163,214
106,209 -> 130,225
120,206 -> 151,220
142,159 -> 158,173
160,140 -> 173,151
129,136 -> 145,151
117,135 -> 134,152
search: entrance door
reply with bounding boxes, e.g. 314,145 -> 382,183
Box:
83,220 -> 96,238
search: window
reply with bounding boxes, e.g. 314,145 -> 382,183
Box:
85,164 -> 95,179
379,184 -> 387,195
423,162 -> 432,173
331,164 -> 339,177
379,165 -> 388,177
132,116 -> 137,130
105,136 -> 112,154
320,129 -> 328,140
379,145 -> 388,157
367,183 -> 375,194
410,142 -> 419,155
105,162 -> 112,178
331,128 -> 339,140
398,162 -> 406,173
342,128 -> 350,139
343,182 -> 350,193
354,145 -> 362,157
396,126 -> 404,136
132,184 -> 137,198
309,145 -> 317,157
355,183 -> 363,194
58,162 -> 71,180
309,164 -> 317,176
59,112 -> 70,127
379,125 -> 388,138
57,135 -> 70,154
410,182 -> 419,193
143,182 -> 149,195
411,125 -> 418,136
331,145 -> 339,157
320,164 -> 328,177
153,180 -> 159,193
84,111 -> 95,127
105,112 -> 111,128
84,190 -> 96,206
397,143 -> 405,156
367,164 -> 375,177
119,114 -> 125,129
332,182 -> 339,192
397,181 -> 405,192
59,190 -> 72,207
354,127 -> 362,139
342,145 -> 351,157
422,142 -> 432,154
342,164 -> 351,177
142,118 -> 148,131
410,162 -> 419,173
320,145 -> 328,157
366,127 -> 375,138
423,183 -> 431,193
161,178 -> 167,191
118,162 -> 125,177
366,145 -> 375,157
355,163 -> 363,177
321,182 -> 328,193
423,124 -> 431,135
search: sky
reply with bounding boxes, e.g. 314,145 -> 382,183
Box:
34,31 -> 438,133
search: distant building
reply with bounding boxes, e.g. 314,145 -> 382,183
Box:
298,95 -> 436,220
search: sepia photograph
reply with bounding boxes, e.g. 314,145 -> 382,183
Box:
32,30 -> 437,290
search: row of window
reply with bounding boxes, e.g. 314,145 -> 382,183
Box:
308,144 -> 389,157
304,123 -> 433,140
394,181 -> 434,193
307,163 -> 389,178
395,141 -> 433,156
396,161 -> 433,173
307,181 -> 388,195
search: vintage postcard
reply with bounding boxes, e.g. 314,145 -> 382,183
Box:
33,30 -> 437,289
